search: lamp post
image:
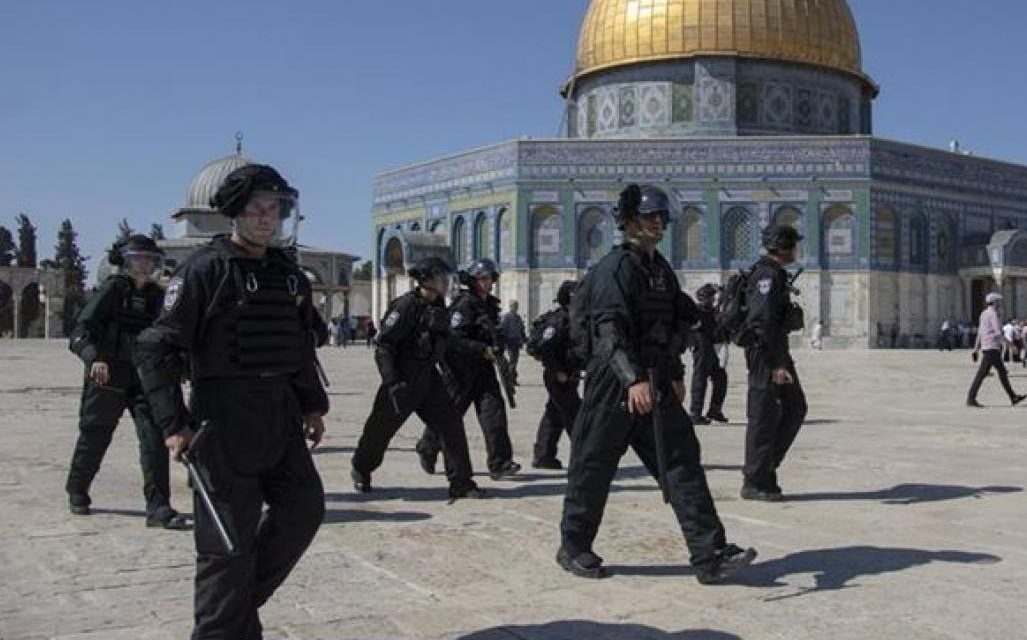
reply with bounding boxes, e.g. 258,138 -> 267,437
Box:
37,283 -> 49,340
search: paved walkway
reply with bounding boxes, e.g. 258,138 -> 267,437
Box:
0,341 -> 1023,639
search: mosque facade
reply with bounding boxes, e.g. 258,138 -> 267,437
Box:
371,0 -> 1027,348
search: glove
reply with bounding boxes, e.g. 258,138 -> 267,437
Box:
387,381 -> 409,413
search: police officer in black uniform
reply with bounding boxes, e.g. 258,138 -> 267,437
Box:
66,235 -> 189,529
558,184 -> 756,585
351,257 -> 484,499
690,284 -> 729,425
531,280 -> 582,470
134,164 -> 327,639
416,258 -> 522,480
739,225 -> 809,502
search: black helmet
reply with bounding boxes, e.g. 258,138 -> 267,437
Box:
107,234 -> 164,266
211,164 -> 298,219
695,283 -> 720,302
556,280 -> 577,307
614,184 -> 672,229
761,225 -> 804,253
408,256 -> 451,282
466,258 -> 499,280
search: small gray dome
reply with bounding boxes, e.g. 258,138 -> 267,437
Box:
186,152 -> 252,209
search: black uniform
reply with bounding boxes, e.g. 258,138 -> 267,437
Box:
742,256 -> 808,494
560,244 -> 729,572
135,235 -> 327,640
66,275 -> 172,518
689,305 -> 728,420
417,291 -> 515,475
531,305 -> 582,466
352,290 -> 478,495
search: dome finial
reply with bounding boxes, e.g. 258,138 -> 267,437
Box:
235,131 -> 244,155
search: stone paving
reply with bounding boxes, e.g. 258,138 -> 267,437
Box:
0,340 -> 1025,639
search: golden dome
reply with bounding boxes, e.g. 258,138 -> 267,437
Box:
574,0 -> 870,86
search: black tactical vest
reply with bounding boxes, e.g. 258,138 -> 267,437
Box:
102,278 -> 162,361
192,258 -> 305,379
635,252 -> 678,367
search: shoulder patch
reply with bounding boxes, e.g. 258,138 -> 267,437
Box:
757,278 -> 773,296
450,311 -> 464,328
163,277 -> 183,312
542,326 -> 557,342
384,310 -> 401,328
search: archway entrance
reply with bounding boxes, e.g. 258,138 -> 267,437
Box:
383,237 -> 405,302
0,280 -> 12,337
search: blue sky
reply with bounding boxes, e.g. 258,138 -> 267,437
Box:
2,1 -> 1025,278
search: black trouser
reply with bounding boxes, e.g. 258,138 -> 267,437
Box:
188,378 -> 325,640
505,344 -> 521,382
689,353 -> 727,418
967,349 -> 1018,402
65,362 -> 171,516
419,365 -> 513,473
533,370 -> 581,462
560,365 -> 726,570
743,351 -> 808,493
352,366 -> 476,492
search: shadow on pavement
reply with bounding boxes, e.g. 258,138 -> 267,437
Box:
322,509 -> 431,524
312,445 -> 418,456
453,621 -> 740,640
785,483 -> 1022,505
611,546 -> 1000,598
325,481 -> 655,503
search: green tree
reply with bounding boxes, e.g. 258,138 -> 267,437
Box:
15,213 -> 37,268
117,218 -> 134,241
355,260 -> 373,279
150,223 -> 165,240
0,225 -> 14,267
41,220 -> 89,335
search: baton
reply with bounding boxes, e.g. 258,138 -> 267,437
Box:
179,423 -> 237,554
648,367 -> 671,504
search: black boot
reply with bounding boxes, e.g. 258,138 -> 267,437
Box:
68,493 -> 91,516
692,415 -> 712,425
489,460 -> 522,481
415,444 -> 438,475
556,547 -> 608,579
695,544 -> 757,585
706,410 -> 729,423
532,458 -> 563,470
448,483 -> 487,500
351,468 -> 372,493
741,485 -> 784,502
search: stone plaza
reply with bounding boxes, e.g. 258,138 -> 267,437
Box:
1,340 -> 1024,639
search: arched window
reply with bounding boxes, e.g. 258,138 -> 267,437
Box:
936,215 -> 953,271
909,213 -> 927,267
774,206 -> 803,259
497,208 -> 512,266
532,205 -> 562,267
473,213 -> 491,260
452,217 -> 467,267
874,205 -> 898,266
822,205 -> 856,267
578,207 -> 612,267
409,221 -> 421,232
678,207 -> 703,264
429,219 -> 444,235
722,207 -> 759,266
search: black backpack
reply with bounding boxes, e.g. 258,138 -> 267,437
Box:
526,311 -> 554,360
567,272 -> 596,363
716,270 -> 751,346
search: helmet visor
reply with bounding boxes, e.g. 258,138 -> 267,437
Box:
121,250 -> 165,280
239,191 -> 302,248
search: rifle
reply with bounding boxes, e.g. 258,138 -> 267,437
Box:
180,422 -> 237,555
493,349 -> 517,409
647,367 -> 671,504
786,266 -> 805,296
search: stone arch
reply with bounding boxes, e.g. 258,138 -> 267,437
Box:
496,207 -> 513,266
578,206 -> 613,267
452,217 -> 468,267
383,236 -> 405,303
722,206 -> 760,268
822,205 -> 856,269
909,211 -> 928,269
429,219 -> 444,234
473,212 -> 491,260
532,205 -> 562,268
0,279 -> 12,337
18,282 -> 40,338
934,213 -> 955,273
409,221 -> 421,232
676,207 -> 704,265
873,205 -> 899,267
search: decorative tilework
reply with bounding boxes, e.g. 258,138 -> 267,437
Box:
763,83 -> 793,127
838,96 -> 852,133
586,95 -> 598,138
597,87 -> 618,133
672,83 -> 694,123
795,88 -> 813,128
737,83 -> 759,125
638,83 -> 670,126
619,86 -> 638,127
816,90 -> 837,132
